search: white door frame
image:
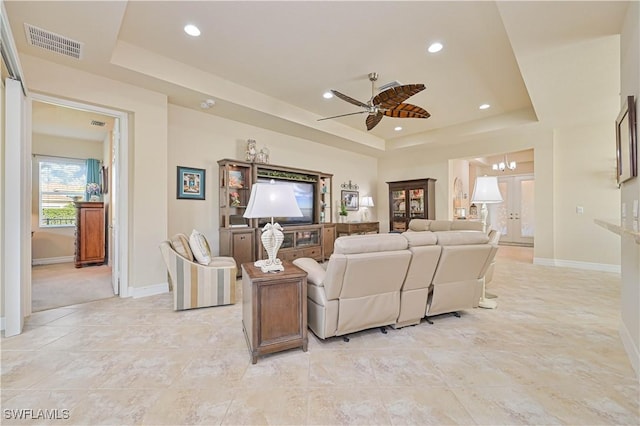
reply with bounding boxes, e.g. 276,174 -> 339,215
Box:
4,78 -> 29,336
30,93 -> 130,298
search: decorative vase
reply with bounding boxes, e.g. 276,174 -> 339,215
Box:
90,195 -> 100,202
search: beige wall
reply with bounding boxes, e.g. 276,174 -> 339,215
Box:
21,54 -> 168,290
619,0 -> 640,375
554,123 -> 620,266
379,121 -> 620,268
31,133 -> 104,261
167,104 -> 379,249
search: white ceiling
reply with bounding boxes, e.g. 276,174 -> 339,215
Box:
4,1 -> 630,154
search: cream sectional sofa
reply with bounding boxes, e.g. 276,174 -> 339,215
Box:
293,220 -> 499,339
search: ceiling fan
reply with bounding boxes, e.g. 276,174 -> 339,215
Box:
319,72 -> 431,131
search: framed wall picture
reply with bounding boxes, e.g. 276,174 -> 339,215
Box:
616,95 -> 637,185
177,166 -> 206,200
341,190 -> 359,211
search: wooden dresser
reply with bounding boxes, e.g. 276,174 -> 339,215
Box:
74,202 -> 106,268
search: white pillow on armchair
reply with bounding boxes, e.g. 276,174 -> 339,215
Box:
189,229 -> 212,265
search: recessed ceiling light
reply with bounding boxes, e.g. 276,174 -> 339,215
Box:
184,24 -> 201,37
427,42 -> 443,53
479,103 -> 491,110
394,126 -> 403,131
323,91 -> 333,99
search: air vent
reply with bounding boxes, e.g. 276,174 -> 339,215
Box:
91,120 -> 106,127
24,23 -> 83,60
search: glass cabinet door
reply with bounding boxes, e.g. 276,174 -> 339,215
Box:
409,188 -> 425,219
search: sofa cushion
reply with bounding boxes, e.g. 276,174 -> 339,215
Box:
435,231 -> 490,246
170,233 -> 194,261
408,219 -> 431,231
402,231 -> 438,247
189,229 -> 212,265
429,220 -> 455,231
334,233 -> 408,254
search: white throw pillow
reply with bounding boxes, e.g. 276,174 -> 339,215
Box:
189,229 -> 212,265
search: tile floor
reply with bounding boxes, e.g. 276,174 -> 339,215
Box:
1,247 -> 638,425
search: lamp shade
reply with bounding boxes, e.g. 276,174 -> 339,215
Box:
243,180 -> 302,219
360,196 -> 374,207
471,176 -> 503,204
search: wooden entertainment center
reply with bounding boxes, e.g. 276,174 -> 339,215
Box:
218,159 -> 335,274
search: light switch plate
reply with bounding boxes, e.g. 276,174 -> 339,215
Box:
622,202 -> 627,218
633,200 -> 639,219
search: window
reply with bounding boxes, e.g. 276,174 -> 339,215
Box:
37,156 -> 86,227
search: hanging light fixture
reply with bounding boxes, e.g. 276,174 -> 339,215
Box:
492,154 -> 516,172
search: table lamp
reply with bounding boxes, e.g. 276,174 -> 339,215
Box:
243,180 -> 302,273
360,196 -> 374,221
471,176 -> 502,232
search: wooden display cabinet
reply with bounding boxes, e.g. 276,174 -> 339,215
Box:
219,228 -> 255,277
387,178 -> 436,232
218,159 -> 253,228
322,223 -> 336,260
258,224 -> 324,263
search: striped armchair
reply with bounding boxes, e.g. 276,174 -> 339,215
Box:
159,240 -> 237,310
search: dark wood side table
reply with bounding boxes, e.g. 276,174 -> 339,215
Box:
335,221 -> 380,237
241,261 -> 308,364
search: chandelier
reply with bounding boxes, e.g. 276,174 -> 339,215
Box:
492,155 -> 516,172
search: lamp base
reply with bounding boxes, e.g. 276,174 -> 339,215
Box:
254,259 -> 284,273
478,297 -> 497,309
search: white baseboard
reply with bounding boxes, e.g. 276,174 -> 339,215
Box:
32,256 -> 74,266
129,281 -> 169,299
619,320 -> 640,379
533,257 -> 621,273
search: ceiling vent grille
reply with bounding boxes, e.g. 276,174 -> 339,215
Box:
91,120 -> 106,127
24,23 -> 83,60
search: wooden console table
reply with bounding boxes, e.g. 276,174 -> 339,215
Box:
241,261 -> 308,364
336,221 -> 380,236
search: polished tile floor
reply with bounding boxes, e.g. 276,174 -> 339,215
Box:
2,247 -> 638,425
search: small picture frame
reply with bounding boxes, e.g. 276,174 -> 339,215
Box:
177,166 -> 206,200
341,190 -> 359,211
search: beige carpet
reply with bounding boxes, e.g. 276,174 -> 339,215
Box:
31,262 -> 115,312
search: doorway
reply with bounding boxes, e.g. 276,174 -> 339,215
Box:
29,94 -> 129,311
489,175 -> 535,246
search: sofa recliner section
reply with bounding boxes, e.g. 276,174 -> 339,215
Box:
294,220 -> 500,339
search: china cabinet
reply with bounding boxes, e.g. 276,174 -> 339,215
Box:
387,178 -> 436,232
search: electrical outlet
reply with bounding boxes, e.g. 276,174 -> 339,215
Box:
576,206 -> 584,214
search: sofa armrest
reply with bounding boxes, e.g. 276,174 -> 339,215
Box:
293,257 -> 326,286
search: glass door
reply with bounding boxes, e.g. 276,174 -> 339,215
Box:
391,189 -> 407,231
408,188 -> 425,219
488,175 -> 534,245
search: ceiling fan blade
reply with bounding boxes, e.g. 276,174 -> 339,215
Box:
382,103 -> 431,119
317,110 -> 367,121
366,112 -> 384,130
331,90 -> 369,108
373,84 -> 426,109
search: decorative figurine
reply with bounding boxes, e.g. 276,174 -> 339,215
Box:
246,139 -> 257,162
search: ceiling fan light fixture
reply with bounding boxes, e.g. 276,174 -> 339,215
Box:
428,42 -> 443,53
184,24 -> 201,37
322,91 -> 334,99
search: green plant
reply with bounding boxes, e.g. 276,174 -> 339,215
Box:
339,202 -> 348,216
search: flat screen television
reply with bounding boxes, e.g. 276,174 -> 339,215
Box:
257,178 -> 315,226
